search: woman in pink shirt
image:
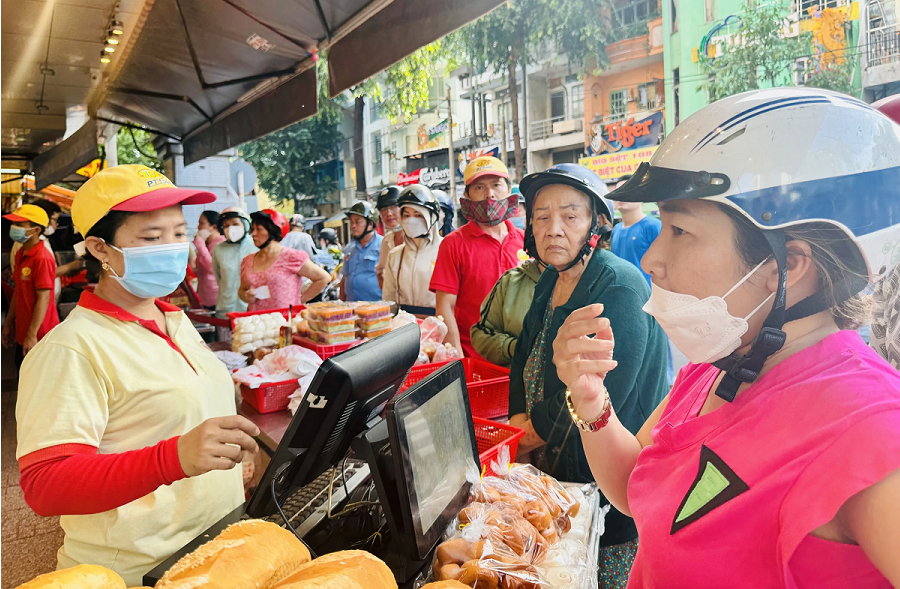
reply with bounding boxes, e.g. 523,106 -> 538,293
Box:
238,209 -> 330,311
554,89 -> 900,588
190,210 -> 226,309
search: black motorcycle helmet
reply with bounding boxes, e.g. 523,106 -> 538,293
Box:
375,186 -> 401,210
519,163 -> 613,271
397,184 -> 441,224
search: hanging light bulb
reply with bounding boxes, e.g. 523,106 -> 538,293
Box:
107,32 -> 119,45
104,42 -> 116,53
100,50 -> 111,64
111,20 -> 124,35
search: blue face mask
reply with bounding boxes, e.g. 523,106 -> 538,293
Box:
9,226 -> 36,243
105,241 -> 190,299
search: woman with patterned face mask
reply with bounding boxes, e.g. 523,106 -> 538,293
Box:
15,165 -> 261,586
554,89 -> 900,587
382,185 -> 443,312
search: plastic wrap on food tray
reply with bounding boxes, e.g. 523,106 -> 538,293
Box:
430,456 -> 595,589
392,310 -> 418,330
420,316 -> 449,344
231,312 -> 287,353
432,342 -> 462,363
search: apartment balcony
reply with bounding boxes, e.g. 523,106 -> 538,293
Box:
528,115 -> 585,153
864,23 -> 900,88
605,16 -> 664,66
591,97 -> 664,128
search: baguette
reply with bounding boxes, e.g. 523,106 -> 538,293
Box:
17,565 -> 125,589
422,582 -> 471,589
271,550 -> 396,589
154,520 -> 311,589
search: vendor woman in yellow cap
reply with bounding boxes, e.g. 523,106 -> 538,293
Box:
15,165 -> 260,586
2,204 -> 60,363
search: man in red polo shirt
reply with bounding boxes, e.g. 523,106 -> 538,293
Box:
430,157 -> 525,359
2,204 -> 60,363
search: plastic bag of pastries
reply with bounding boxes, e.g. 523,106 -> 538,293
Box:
467,457 -> 573,543
432,502 -> 550,589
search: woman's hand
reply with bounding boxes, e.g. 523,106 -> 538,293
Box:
553,303 -> 617,416
239,283 -> 256,304
177,415 -> 260,477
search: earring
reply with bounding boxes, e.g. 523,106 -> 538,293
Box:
102,262 -> 110,271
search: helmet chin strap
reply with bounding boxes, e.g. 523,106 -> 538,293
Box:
712,230 -> 788,402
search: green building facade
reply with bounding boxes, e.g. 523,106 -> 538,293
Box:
662,0 -> 863,135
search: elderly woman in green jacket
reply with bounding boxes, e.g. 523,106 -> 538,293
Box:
471,259 -> 543,366
508,163 -> 668,589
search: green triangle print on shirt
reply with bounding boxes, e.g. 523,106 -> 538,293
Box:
670,445 -> 749,535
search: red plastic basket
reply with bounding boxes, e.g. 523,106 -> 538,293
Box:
293,334 -> 362,360
474,417 -> 525,477
400,358 -> 511,419
240,379 -> 299,414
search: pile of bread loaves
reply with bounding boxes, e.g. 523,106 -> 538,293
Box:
16,520 -> 461,589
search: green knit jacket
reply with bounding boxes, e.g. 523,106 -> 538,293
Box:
470,260 -> 543,367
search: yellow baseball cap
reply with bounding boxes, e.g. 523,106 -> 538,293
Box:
3,204 -> 50,228
71,164 -> 216,236
464,156 -> 509,186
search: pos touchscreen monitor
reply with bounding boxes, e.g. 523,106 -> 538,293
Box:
387,360 -> 480,561
246,323 -> 420,518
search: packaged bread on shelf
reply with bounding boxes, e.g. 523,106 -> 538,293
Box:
308,317 -> 357,333
270,550 -> 396,589
16,565 -> 125,589
431,456 -> 595,589
353,302 -> 391,322
309,328 -> 359,345
359,326 -> 392,339
154,520 -> 311,589
357,315 -> 391,332
306,302 -> 356,323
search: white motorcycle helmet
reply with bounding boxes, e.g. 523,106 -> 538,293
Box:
614,87 -> 900,401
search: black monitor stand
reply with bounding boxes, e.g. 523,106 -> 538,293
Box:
351,418 -> 433,585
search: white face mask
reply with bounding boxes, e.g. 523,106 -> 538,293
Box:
401,216 -> 430,239
196,228 -> 211,241
642,258 -> 774,364
225,225 -> 245,243
43,225 -> 56,236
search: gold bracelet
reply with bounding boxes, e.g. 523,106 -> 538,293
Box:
565,387 -> 612,432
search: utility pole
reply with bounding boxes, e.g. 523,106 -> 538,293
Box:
447,86 -> 457,207
500,105 -> 508,168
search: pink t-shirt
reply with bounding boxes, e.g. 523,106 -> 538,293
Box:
627,330 -> 900,588
240,247 -> 309,312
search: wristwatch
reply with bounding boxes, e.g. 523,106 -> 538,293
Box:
565,388 -> 612,432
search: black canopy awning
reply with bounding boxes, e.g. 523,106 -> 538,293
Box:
94,0 -> 505,165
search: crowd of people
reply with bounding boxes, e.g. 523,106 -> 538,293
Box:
3,88 -> 899,588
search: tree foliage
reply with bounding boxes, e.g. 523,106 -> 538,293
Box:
700,2 -> 856,101
116,127 -> 162,171
456,0 -> 611,180
241,58 -> 345,207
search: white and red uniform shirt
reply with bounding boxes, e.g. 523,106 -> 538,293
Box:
627,330 -> 900,588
